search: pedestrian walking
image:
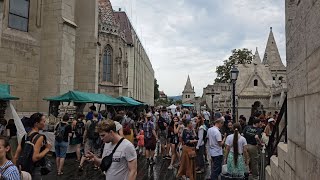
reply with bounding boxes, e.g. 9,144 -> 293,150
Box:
143,113 -> 158,165
14,113 -> 52,180
168,116 -> 180,170
224,123 -> 249,177
0,136 -> 21,180
176,120 -> 198,180
207,118 -> 226,180
243,118 -> 263,180
54,114 -> 72,175
195,116 -> 207,174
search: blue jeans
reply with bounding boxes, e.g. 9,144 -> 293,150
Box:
55,141 -> 68,158
211,155 -> 223,180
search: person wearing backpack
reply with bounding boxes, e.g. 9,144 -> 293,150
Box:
54,114 -> 72,175
79,112 -> 101,171
0,136 -> 21,180
121,111 -> 135,144
70,114 -> 86,162
14,113 -> 52,180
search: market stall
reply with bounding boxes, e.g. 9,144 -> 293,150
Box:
43,90 -> 128,153
0,83 -> 25,145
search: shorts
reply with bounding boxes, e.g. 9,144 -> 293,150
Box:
170,135 -> 179,145
144,137 -> 156,151
159,130 -> 167,144
55,140 -> 68,158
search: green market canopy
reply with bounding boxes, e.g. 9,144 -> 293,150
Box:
182,104 -> 194,107
0,84 -> 19,100
117,96 -> 144,106
43,91 -> 127,105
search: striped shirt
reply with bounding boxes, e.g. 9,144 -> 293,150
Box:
0,161 -> 20,180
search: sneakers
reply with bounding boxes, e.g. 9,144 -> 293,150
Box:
165,156 -> 171,160
168,164 -> 173,170
196,169 -> 204,174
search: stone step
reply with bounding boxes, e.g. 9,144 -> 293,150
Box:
277,142 -> 288,172
265,165 -> 272,180
270,155 -> 280,180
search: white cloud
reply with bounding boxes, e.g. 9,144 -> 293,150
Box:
110,0 -> 286,96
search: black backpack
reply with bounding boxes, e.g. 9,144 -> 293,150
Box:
55,122 -> 66,143
18,132 -> 43,174
87,120 -> 99,140
158,116 -> 166,131
75,121 -> 85,137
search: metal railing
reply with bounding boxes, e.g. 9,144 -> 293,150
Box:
266,95 -> 288,165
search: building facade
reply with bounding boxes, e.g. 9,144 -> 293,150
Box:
0,0 -> 154,113
267,0 -> 320,179
203,28 -> 287,119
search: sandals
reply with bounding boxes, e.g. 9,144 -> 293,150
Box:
78,165 -> 84,172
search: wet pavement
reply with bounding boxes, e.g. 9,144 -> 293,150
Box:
44,153 -> 211,180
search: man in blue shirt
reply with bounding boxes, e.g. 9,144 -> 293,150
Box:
86,105 -> 102,121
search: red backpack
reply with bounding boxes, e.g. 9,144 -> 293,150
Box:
122,118 -> 132,135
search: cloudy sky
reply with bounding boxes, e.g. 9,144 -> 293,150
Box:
110,0 -> 285,96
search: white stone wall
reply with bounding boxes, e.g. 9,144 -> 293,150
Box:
267,0 -> 320,179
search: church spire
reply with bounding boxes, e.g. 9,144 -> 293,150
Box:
253,47 -> 262,65
262,27 -> 286,71
183,75 -> 194,93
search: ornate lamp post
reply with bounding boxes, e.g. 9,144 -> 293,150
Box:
230,65 -> 239,123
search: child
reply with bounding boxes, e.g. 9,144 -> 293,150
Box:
136,130 -> 145,155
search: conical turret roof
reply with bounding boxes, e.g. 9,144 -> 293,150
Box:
183,75 -> 195,93
253,47 -> 262,65
262,27 -> 286,71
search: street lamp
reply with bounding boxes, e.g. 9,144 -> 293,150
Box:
230,65 -> 239,123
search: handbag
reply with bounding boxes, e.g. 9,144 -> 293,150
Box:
100,138 -> 125,172
40,157 -> 53,175
185,145 -> 196,158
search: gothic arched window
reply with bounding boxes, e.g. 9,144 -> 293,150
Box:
254,79 -> 258,86
103,45 -> 113,82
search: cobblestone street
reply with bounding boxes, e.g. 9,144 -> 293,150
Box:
45,154 -> 211,180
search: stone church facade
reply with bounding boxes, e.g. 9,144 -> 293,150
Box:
203,28 -> 287,119
0,0 -> 154,113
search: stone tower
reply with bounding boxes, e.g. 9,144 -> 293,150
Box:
262,27 -> 286,85
182,75 -> 195,103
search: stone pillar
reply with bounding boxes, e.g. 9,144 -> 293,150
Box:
38,0 -> 77,112
74,0 -> 99,93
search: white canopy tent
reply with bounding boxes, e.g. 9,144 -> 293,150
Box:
5,102 -> 27,143
167,104 -> 177,114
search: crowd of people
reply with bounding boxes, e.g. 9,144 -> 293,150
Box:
0,104 -> 279,180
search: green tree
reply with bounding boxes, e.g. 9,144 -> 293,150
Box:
175,100 -> 182,105
154,78 -> 160,100
215,48 -> 253,83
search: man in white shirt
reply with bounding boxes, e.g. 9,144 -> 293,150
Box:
207,118 -> 226,180
86,120 -> 137,180
202,109 -> 210,121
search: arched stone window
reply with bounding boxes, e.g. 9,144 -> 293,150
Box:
103,45 -> 113,82
254,79 -> 258,86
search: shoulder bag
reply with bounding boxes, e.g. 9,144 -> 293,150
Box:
100,138 -> 125,172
